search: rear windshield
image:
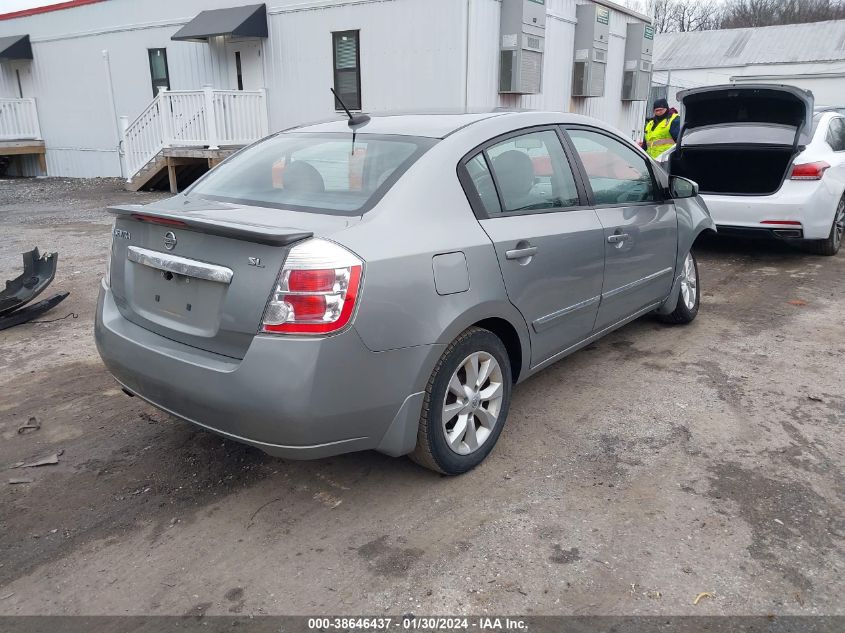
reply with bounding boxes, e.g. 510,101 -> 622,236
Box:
189,132 -> 436,215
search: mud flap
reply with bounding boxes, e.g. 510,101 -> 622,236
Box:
655,274 -> 684,315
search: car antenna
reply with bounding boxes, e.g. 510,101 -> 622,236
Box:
331,88 -> 369,155
331,88 -> 370,127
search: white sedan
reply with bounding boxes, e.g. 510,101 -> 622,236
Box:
662,85 -> 845,255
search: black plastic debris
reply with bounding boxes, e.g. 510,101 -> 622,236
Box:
0,248 -> 69,330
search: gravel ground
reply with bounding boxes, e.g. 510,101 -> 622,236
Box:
0,177 -> 842,616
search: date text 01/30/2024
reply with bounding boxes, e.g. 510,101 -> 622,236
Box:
306,617 -> 528,630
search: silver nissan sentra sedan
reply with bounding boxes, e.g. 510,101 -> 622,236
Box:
95,111 -> 714,474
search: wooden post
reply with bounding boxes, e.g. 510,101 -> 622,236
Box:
203,85 -> 219,150
36,149 -> 47,175
166,156 -> 178,194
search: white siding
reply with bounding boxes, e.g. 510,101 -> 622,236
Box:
264,0 -> 467,132
466,0 -> 647,142
569,4 -> 646,142
654,62 -> 845,110
0,0 -> 652,178
0,0 -> 240,176
0,63 -> 17,98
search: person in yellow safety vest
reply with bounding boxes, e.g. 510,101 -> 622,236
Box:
643,98 -> 680,159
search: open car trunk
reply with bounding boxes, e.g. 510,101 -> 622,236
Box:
669,84 -> 814,196
670,146 -> 796,195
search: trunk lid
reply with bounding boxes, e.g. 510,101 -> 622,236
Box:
677,84 -> 814,148
108,197 -> 358,359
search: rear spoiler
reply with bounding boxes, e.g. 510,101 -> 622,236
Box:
108,205 -> 313,247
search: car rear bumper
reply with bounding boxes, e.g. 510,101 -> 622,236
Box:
95,284 -> 439,459
702,180 -> 837,240
715,225 -> 804,240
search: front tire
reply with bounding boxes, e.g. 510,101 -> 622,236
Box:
802,196 -> 844,256
410,327 -> 512,475
659,250 -> 700,325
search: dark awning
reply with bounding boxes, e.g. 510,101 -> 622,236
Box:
171,4 -> 267,42
0,35 -> 33,61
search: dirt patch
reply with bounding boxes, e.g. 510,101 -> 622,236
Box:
705,461 -> 842,594
550,546 -> 581,564
0,361 -> 278,588
1,179 -> 844,616
357,536 -> 424,578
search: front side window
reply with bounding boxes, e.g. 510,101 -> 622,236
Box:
148,48 -> 170,97
567,129 -> 658,205
333,30 -> 361,111
189,133 -> 434,215
484,130 -> 580,213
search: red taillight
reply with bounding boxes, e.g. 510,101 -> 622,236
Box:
262,239 -> 363,336
288,269 -> 337,293
285,294 -> 328,321
131,213 -> 188,227
790,161 -> 830,180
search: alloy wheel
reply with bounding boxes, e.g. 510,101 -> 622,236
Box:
680,252 -> 698,311
442,352 -> 504,455
834,198 -> 845,250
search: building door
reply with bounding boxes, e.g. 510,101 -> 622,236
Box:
226,41 -> 264,90
10,61 -> 33,98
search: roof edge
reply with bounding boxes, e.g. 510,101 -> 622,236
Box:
594,0 -> 652,24
0,0 -> 106,22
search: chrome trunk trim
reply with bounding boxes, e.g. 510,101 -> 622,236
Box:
127,246 -> 234,284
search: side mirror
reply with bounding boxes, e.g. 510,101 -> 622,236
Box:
669,175 -> 699,199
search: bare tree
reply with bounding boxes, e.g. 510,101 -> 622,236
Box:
625,0 -> 845,31
625,0 -> 721,33
721,0 -> 845,28
673,0 -> 721,31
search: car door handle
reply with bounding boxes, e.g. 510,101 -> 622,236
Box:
505,246 -> 538,260
607,233 -> 630,244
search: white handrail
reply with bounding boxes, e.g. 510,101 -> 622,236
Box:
121,88 -> 268,180
0,98 -> 41,141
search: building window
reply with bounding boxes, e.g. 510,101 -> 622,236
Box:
234,51 -> 244,90
148,48 -> 170,97
332,30 -> 361,111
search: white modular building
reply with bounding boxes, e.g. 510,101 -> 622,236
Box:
0,0 -> 653,188
653,20 -> 845,110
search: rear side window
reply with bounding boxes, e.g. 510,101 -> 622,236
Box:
465,154 -> 502,215
826,118 -> 845,152
189,133 -> 435,215
484,130 -> 580,213
568,129 -> 658,205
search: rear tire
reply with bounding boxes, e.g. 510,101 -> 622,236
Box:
802,196 -> 844,256
658,250 -> 700,325
410,327 -> 512,475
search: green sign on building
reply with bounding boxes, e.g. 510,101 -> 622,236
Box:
597,7 -> 610,25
